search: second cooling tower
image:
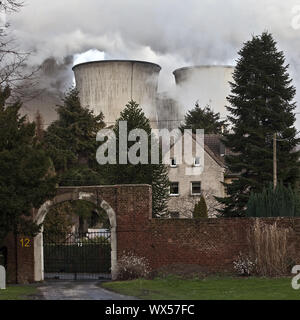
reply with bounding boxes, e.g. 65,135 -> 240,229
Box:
73,60 -> 161,126
173,65 -> 234,118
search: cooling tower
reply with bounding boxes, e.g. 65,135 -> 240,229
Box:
73,60 -> 161,126
173,65 -> 234,118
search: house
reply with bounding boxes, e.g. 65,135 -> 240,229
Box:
167,133 -> 229,218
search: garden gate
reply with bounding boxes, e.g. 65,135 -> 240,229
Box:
43,230 -> 111,280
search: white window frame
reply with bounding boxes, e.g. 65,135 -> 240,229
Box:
191,181 -> 201,196
193,156 -> 201,167
170,157 -> 177,168
170,182 -> 179,196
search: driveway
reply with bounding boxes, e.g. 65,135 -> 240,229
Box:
38,281 -> 137,300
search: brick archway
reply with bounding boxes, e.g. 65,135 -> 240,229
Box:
33,185 -> 152,282
34,190 -> 117,281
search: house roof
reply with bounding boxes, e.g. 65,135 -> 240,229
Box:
204,134 -> 240,176
192,133 -> 225,168
167,131 -> 239,172
204,134 -> 224,157
166,131 -> 225,168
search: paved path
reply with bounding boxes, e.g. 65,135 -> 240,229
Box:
38,281 -> 137,300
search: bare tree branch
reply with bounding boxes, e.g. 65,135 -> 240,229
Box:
0,0 -> 23,13
0,1 -> 43,102
0,23 -> 42,102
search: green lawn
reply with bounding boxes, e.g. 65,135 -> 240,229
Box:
102,276 -> 300,300
0,285 -> 39,300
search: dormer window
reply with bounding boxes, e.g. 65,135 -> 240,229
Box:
193,157 -> 201,167
170,157 -> 177,168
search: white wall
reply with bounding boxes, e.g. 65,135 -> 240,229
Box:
168,140 -> 225,218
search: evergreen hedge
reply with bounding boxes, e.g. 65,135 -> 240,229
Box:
246,183 -> 300,217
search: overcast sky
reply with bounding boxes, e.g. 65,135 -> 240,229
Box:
7,0 -> 300,128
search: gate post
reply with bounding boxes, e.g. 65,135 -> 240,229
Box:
34,230 -> 44,282
0,265 -> 6,289
100,200 -> 117,280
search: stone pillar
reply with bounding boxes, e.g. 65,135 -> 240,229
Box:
0,265 -> 6,289
34,231 -> 44,282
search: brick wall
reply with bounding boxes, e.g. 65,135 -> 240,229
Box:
117,215 -> 300,274
3,184 -> 300,283
151,218 -> 299,273
114,185 -> 300,274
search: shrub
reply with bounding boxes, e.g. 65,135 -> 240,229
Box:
116,251 -> 151,280
193,195 -> 208,219
233,252 -> 256,276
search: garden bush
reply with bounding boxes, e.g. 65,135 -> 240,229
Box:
116,251 -> 151,280
233,252 -> 256,276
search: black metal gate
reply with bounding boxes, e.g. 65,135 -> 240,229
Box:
43,230 -> 111,280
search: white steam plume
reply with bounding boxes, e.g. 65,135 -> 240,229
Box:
7,0 -> 300,128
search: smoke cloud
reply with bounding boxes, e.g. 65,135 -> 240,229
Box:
7,0 -> 300,128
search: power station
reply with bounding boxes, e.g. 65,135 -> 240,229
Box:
21,60 -> 234,130
72,60 -> 234,129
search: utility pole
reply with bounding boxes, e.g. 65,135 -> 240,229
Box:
273,132 -> 277,189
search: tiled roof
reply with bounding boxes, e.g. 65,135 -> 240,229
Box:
203,134 -> 239,176
191,133 -> 225,168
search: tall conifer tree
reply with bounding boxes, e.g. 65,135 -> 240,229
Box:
44,88 -> 106,185
0,86 -> 56,242
216,32 -> 300,217
110,101 -> 170,217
